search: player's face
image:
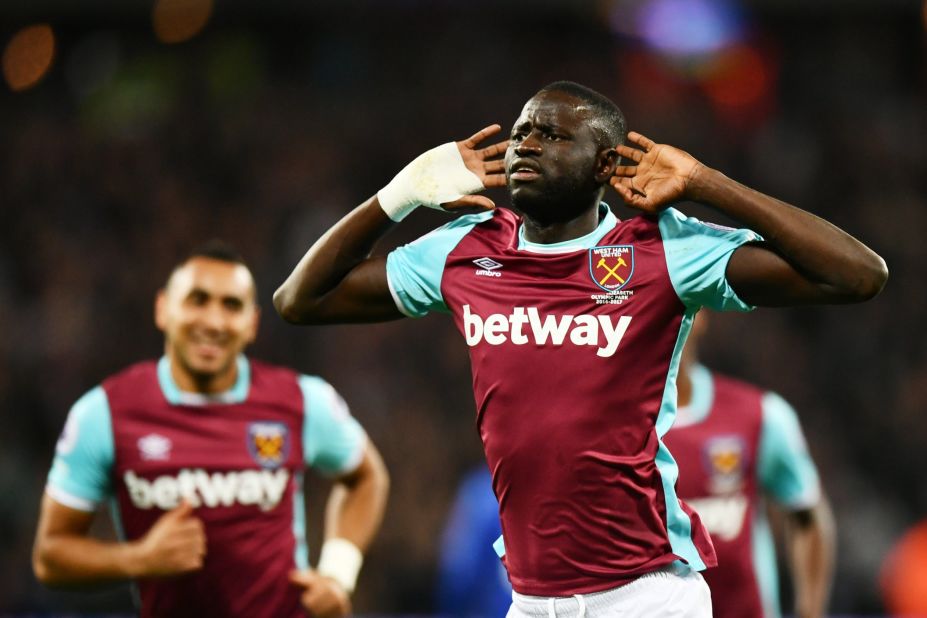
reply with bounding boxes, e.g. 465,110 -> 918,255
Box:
155,258 -> 259,391
505,91 -> 604,223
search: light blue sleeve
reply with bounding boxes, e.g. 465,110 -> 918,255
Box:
299,376 -> 367,477
385,211 -> 495,317
46,386 -> 114,511
757,392 -> 822,510
658,207 -> 763,311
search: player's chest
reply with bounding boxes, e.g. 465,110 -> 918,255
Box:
442,241 -> 675,312
111,406 -> 302,474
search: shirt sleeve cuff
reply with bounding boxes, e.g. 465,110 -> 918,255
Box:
46,485 -> 98,512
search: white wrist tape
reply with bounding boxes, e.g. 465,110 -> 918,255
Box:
317,538 -> 363,594
377,141 -> 485,222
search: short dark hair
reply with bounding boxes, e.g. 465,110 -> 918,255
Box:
167,239 -> 257,300
185,239 -> 248,266
536,81 -> 627,149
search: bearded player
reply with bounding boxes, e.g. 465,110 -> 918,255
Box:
33,242 -> 389,618
274,81 -> 885,616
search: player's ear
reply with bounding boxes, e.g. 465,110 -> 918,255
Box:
245,305 -> 260,344
154,289 -> 168,332
595,147 -> 619,183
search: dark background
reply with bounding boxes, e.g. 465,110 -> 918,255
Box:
1,0 -> 925,614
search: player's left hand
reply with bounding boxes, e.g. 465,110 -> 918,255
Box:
610,131 -> 703,213
289,569 -> 351,618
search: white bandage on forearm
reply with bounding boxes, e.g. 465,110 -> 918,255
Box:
377,142 -> 485,222
317,538 -> 363,594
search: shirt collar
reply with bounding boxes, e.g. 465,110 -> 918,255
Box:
517,203 -> 618,254
157,355 -> 251,406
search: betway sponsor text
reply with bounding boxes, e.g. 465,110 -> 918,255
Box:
463,305 -> 631,358
124,469 -> 289,511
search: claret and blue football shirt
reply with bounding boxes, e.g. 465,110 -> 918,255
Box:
665,364 -> 821,618
46,355 -> 366,618
386,203 -> 761,596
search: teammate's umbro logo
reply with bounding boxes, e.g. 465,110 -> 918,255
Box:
473,257 -> 503,278
138,433 -> 172,461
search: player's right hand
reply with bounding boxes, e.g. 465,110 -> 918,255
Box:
289,569 -> 351,618
377,125 -> 508,221
136,500 -> 207,577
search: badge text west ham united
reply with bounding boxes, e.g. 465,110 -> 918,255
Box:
589,245 -> 635,305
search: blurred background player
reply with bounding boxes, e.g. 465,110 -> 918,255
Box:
664,311 -> 835,618
436,465 -> 512,618
32,242 -> 389,618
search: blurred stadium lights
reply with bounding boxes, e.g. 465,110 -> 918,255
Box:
2,23 -> 56,92
152,0 -> 213,44
639,0 -> 744,56
604,0 -> 744,62
0,0 -> 917,21
699,43 -> 775,115
880,519 -> 927,616
603,0 -> 775,127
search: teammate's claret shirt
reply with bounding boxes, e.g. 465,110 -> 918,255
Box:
386,204 -> 761,596
46,355 -> 366,618
664,364 -> 821,618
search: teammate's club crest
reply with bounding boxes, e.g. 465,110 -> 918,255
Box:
589,245 -> 634,292
703,435 -> 747,494
247,422 -> 290,469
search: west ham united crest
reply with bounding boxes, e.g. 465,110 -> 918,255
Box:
590,245 -> 634,291
703,435 -> 747,494
589,245 -> 635,305
247,422 -> 290,469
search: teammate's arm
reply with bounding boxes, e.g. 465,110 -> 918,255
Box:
33,494 -> 206,585
274,125 -> 507,324
288,441 -> 389,618
782,497 -> 836,618
612,132 -> 888,306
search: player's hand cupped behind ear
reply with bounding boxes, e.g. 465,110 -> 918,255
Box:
611,131 -> 704,213
442,124 -> 509,214
289,569 -> 352,618
135,500 -> 207,577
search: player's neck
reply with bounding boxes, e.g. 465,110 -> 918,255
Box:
169,356 -> 239,395
522,203 -> 602,245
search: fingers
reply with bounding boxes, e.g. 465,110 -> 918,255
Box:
478,138 -> 509,160
483,159 -> 505,175
162,500 -> 194,520
611,164 -> 638,178
615,144 -> 643,164
627,131 -> 655,152
461,124 -> 502,148
443,195 -> 496,212
289,569 -> 314,588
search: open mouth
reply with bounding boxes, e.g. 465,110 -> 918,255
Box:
509,161 -> 541,182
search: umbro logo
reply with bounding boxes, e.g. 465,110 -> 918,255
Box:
138,433 -> 172,461
473,257 -> 503,278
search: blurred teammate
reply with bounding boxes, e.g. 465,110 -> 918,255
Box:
274,81 -> 886,616
436,466 -> 512,618
33,242 -> 389,618
664,313 -> 835,618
